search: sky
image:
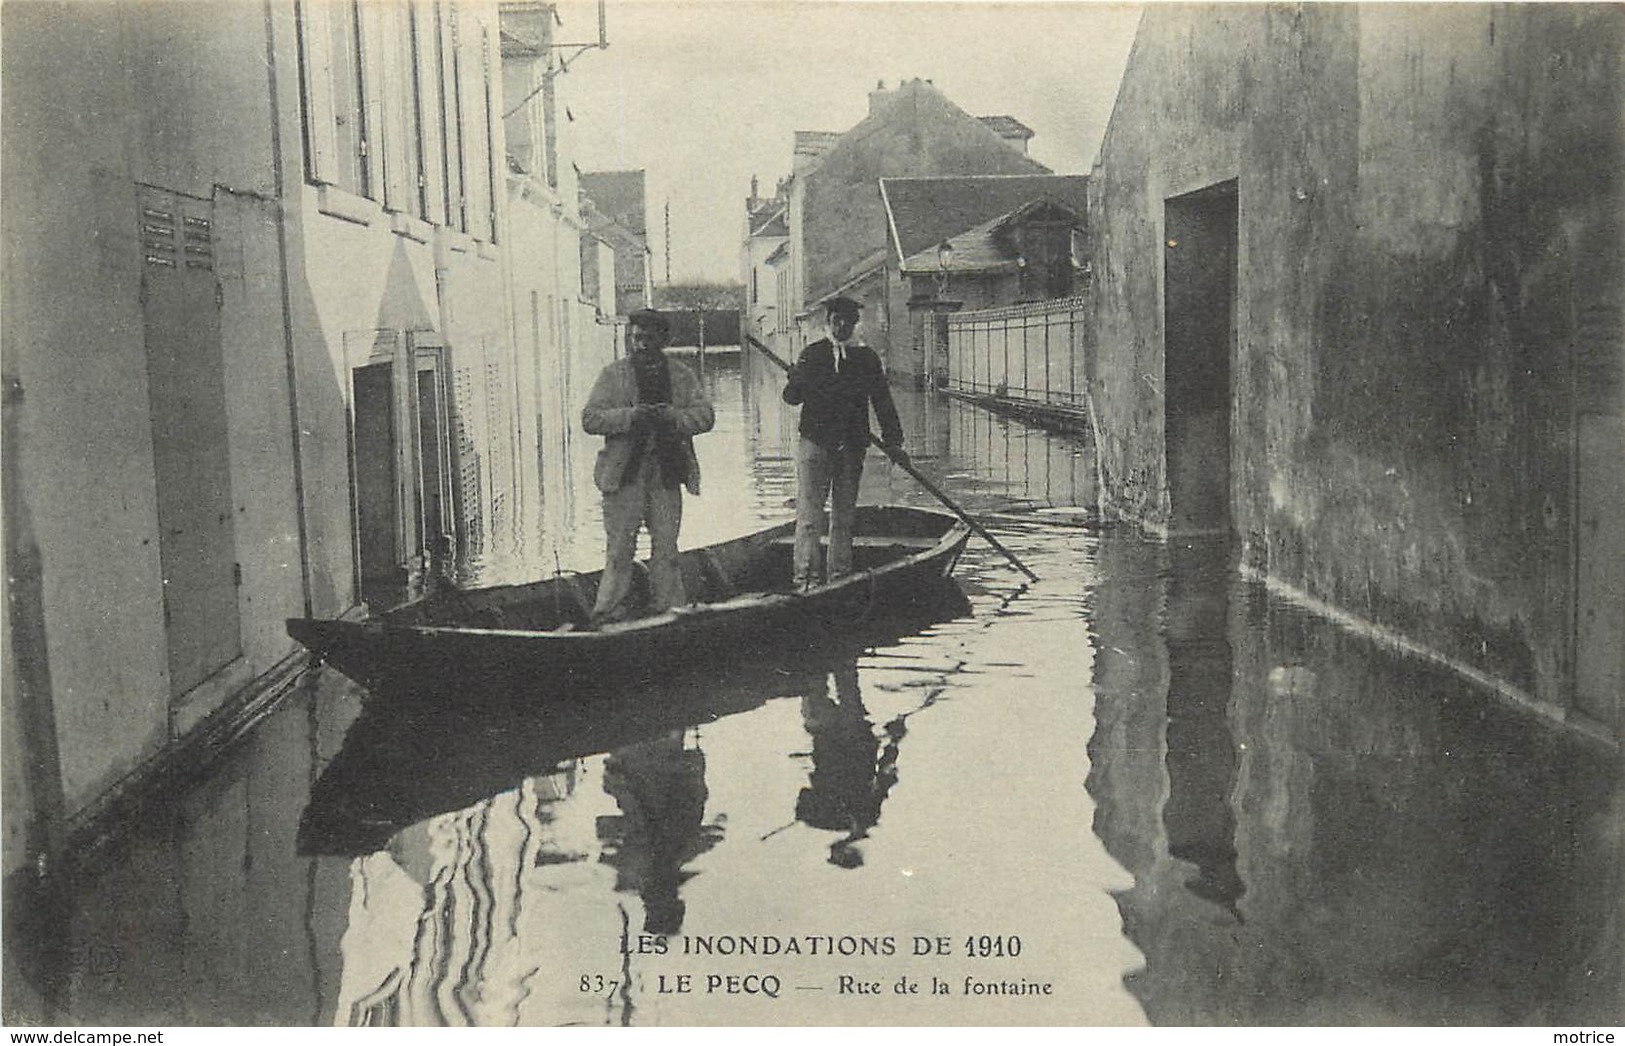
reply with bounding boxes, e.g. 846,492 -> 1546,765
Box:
552,1 -> 1144,284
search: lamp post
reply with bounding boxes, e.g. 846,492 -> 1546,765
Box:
933,241 -> 956,389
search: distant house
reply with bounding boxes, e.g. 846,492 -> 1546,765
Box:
740,176 -> 790,352
877,175 -> 1089,383
777,79 -> 1051,363
580,169 -> 654,316
576,196 -> 620,317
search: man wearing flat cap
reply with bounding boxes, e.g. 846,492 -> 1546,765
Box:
582,309 -> 714,624
781,296 -> 906,591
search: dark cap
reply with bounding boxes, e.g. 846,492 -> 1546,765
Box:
627,308 -> 670,333
824,296 -> 862,318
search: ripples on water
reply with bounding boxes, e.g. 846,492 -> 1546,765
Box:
18,357 -> 1621,1028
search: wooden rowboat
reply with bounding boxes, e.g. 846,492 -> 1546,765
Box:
286,505 -> 972,695
297,581 -> 971,855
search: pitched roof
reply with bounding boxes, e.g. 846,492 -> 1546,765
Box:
749,205 -> 788,239
581,195 -> 647,252
798,79 -> 1054,302
579,170 -> 647,235
830,248 -> 890,294
899,198 -> 1085,274
879,174 -> 1089,266
795,130 -> 841,151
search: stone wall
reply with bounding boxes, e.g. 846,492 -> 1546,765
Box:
1088,4 -> 1623,724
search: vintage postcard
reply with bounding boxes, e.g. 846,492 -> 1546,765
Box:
2,0 -> 1620,1033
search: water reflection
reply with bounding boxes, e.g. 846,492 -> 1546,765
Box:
599,731 -> 723,935
1161,536 -> 1243,919
793,662 -> 905,870
1086,530 -> 1624,1025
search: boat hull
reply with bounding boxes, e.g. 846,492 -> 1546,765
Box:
287,506 -> 972,697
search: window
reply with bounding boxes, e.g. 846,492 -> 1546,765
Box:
479,27 -> 499,242
296,0 -> 370,194
439,2 -> 466,231
376,2 -> 422,214
413,1 -> 447,225
404,5 -> 429,218
295,0 -> 494,235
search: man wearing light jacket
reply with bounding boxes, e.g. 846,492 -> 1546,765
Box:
582,309 -> 715,624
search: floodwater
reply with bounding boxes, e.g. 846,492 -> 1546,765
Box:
12,353 -> 1621,1027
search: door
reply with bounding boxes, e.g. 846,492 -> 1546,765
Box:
140,185 -> 241,696
352,360 -> 401,604
1163,181 -> 1238,536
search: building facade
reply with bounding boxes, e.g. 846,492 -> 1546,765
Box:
1086,4 -> 1623,737
2,0 -> 622,878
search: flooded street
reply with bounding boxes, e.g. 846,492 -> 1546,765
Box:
19,356 -> 1621,1027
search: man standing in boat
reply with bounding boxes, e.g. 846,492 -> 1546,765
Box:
582,309 -> 715,625
781,296 -> 907,592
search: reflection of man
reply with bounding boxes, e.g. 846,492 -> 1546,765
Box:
793,663 -> 904,868
781,296 -> 905,591
582,310 -> 715,625
599,731 -> 724,934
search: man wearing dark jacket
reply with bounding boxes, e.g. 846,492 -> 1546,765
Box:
781,296 -> 906,591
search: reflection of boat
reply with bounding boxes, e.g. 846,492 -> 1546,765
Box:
287,506 -> 970,694
297,579 -> 972,857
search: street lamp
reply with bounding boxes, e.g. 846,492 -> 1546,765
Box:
932,240 -> 957,391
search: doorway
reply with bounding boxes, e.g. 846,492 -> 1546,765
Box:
1163,181 -> 1238,536
349,333 -> 453,608
351,362 -> 401,603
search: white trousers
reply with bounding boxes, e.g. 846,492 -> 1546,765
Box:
594,455 -> 686,619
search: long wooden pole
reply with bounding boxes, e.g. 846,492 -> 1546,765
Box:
746,335 -> 1039,582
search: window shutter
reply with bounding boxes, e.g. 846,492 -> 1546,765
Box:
480,25 -> 498,243
460,12 -> 490,241
357,1 -> 386,200
379,3 -> 414,215
440,5 -> 465,231
413,1 -> 446,225
299,2 -> 338,184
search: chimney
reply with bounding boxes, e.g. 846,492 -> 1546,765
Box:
868,79 -> 893,115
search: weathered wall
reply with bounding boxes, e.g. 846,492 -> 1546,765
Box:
1089,4 -> 1624,721
1,3 -> 291,814
0,0 -> 535,840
